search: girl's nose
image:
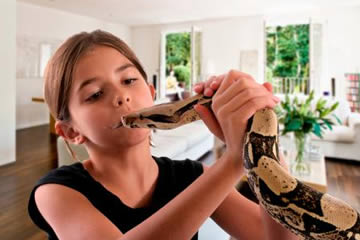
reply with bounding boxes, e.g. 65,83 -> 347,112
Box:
114,96 -> 130,107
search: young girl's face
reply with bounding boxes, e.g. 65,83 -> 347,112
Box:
66,45 -> 155,149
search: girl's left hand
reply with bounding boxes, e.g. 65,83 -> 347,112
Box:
193,74 -> 276,142
193,75 -> 226,142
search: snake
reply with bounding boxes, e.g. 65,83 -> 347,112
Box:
121,93 -> 360,240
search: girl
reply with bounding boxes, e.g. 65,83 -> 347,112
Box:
28,30 -> 298,240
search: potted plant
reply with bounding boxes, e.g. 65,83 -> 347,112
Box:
275,90 -> 340,175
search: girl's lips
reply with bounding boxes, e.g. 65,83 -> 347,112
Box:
111,120 -> 123,129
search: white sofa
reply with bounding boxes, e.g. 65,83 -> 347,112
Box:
277,94 -> 360,162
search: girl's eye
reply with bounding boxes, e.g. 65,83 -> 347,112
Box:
123,78 -> 137,85
85,91 -> 103,102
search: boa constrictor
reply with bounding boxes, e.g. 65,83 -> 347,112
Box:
121,94 -> 360,240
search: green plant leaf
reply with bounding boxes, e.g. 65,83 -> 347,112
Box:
332,114 -> 342,125
329,102 -> 338,112
322,119 -> 333,130
312,123 -> 322,138
285,118 -> 303,131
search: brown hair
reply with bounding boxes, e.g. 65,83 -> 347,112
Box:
44,29 -> 148,121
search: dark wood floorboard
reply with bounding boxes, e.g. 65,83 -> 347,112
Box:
0,125 -> 359,240
325,158 -> 360,211
0,125 -> 57,240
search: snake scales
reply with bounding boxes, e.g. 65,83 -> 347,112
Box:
121,93 -> 360,240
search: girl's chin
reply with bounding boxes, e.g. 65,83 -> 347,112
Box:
111,127 -> 150,142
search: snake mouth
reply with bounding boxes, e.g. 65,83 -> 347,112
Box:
121,114 -> 139,128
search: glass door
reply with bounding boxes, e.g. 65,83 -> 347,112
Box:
159,26 -> 201,101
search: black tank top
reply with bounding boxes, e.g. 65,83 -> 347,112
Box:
28,156 -> 203,240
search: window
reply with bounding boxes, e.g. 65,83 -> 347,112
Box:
159,27 -> 201,100
266,24 -> 310,94
39,43 -> 51,77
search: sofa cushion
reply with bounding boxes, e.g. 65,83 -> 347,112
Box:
312,126 -> 355,143
328,99 -> 350,126
151,134 -> 188,158
154,121 -> 211,147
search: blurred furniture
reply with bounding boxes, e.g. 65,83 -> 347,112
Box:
31,97 -> 56,135
345,73 -> 360,112
283,150 -> 327,193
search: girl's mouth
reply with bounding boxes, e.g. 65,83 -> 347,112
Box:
111,120 -> 123,129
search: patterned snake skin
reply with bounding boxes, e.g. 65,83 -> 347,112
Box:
121,94 -> 360,240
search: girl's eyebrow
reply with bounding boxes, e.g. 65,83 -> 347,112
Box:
77,63 -> 135,93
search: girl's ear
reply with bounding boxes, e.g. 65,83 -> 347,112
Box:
55,121 -> 86,145
148,84 -> 156,100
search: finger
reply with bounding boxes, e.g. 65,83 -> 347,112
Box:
215,89 -> 275,117
262,82 -> 281,103
204,75 -> 226,97
194,75 -> 217,94
203,75 -> 217,96
263,82 -> 273,93
205,75 -> 217,89
204,88 -> 215,97
209,74 -> 226,91
233,96 -> 278,123
193,83 -> 204,94
219,96 -> 277,138
212,79 -> 263,112
215,70 -> 255,97
194,104 -> 225,141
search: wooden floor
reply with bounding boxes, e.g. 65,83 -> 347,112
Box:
0,125 -> 359,240
0,125 -> 57,240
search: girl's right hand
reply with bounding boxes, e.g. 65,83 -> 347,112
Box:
210,70 -> 279,165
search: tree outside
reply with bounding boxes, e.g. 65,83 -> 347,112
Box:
166,32 -> 191,91
266,24 -> 310,93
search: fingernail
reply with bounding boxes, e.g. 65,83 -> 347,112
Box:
194,104 -> 201,113
194,85 -> 201,91
204,88 -> 212,96
273,96 -> 280,102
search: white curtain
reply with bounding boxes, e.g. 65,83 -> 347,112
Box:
310,19 -> 328,95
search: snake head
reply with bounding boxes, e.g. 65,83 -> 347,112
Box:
121,113 -> 143,128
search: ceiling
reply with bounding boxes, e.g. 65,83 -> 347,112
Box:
18,0 -> 360,26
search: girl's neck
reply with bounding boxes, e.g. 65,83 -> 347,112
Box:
83,139 -> 157,187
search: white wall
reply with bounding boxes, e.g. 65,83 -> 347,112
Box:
131,16 -> 265,98
325,7 -> 360,99
16,2 -> 132,129
0,0 -> 16,166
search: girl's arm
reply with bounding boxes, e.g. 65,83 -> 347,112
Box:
202,164 -> 299,240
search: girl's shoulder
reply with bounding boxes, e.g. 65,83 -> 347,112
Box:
36,162 -> 90,187
28,162 -> 95,236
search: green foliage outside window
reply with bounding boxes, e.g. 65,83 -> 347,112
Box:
165,32 -> 191,89
266,24 -> 310,84
173,65 -> 190,87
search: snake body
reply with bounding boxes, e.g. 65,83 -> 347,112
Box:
122,94 -> 360,240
